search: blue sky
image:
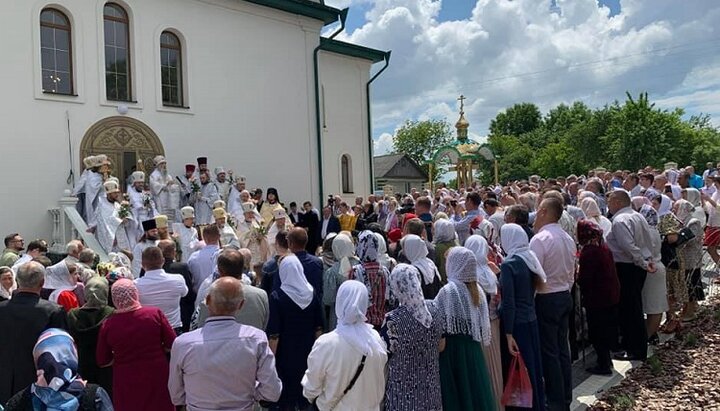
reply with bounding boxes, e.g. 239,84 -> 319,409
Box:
325,0 -> 720,154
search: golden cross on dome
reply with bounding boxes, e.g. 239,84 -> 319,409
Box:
457,94 -> 466,112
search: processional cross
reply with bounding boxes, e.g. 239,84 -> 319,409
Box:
457,94 -> 466,112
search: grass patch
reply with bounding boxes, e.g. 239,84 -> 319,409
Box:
684,332 -> 699,347
609,393 -> 635,409
647,355 -> 662,375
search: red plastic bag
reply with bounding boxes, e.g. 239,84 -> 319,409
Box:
501,353 -> 533,408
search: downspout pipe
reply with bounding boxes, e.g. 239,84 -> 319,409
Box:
366,51 -> 391,195
314,8 -> 348,208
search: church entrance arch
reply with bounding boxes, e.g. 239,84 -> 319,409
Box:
79,116 -> 165,187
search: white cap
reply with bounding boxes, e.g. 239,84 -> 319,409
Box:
103,180 -> 120,194
213,200 -> 226,210
131,171 -> 145,183
154,155 -> 167,166
181,206 -> 195,219
214,167 -> 226,176
273,208 -> 287,220
242,202 -> 255,213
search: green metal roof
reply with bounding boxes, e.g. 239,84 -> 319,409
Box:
319,38 -> 389,63
244,0 -> 341,25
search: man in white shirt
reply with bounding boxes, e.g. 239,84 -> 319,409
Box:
135,246 -> 188,334
187,224 -> 221,294
530,197 -> 577,411
606,190 -> 655,362
169,277 -> 281,411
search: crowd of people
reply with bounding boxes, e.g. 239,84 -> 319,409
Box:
0,157 -> 718,411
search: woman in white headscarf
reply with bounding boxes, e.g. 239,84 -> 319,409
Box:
382,264 -> 443,411
464,235 -> 503,404
434,247 -> 496,411
654,194 -> 688,333
375,232 -> 396,272
682,187 -> 707,226
43,260 -> 84,312
580,197 -> 612,238
267,255 -> 324,411
322,233 -> 359,330
402,234 -> 442,299
303,280 -> 387,411
432,218 -> 458,283
498,223 -> 546,411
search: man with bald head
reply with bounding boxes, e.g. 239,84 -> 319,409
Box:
606,190 -> 656,362
169,277 -> 281,410
135,246 -> 188,334
191,249 -> 269,331
0,262 -> 67,403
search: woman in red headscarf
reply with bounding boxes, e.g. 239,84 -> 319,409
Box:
96,279 -> 176,411
577,219 -> 620,376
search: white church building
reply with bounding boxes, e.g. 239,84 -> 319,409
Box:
0,0 -> 390,244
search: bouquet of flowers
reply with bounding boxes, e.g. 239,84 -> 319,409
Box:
250,224 -> 268,241
142,192 -> 153,209
191,179 -> 201,193
118,201 -> 131,219
96,262 -> 115,277
227,214 -> 238,230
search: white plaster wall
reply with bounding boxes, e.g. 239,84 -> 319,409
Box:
318,51 -> 372,205
0,0 -> 330,241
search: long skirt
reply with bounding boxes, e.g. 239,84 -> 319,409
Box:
501,321 -> 545,411
440,334 -> 496,411
482,318 -> 504,411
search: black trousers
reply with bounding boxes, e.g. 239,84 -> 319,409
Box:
586,306 -> 618,371
536,290 -> 573,411
616,263 -> 648,360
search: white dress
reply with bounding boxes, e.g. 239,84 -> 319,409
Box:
641,228 -> 669,314
150,169 -> 180,221
94,196 -> 122,253
176,224 -> 201,263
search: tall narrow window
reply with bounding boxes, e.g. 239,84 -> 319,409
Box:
40,8 -> 73,95
160,31 -> 183,106
104,3 -> 131,101
341,155 -> 353,193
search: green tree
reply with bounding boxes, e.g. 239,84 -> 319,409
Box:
392,119 -> 454,178
489,102 -> 542,140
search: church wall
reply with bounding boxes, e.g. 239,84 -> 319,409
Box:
0,0 -> 327,242
318,51 -> 372,205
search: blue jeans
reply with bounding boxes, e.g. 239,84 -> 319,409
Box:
535,291 -> 573,411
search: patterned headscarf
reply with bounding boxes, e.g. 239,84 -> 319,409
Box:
32,329 -> 86,410
577,219 -> 604,247
390,264 -> 432,328
434,247 -> 491,346
674,199 -> 695,224
356,230 -> 380,263
639,204 -> 659,228
684,188 -> 702,208
111,279 -> 142,313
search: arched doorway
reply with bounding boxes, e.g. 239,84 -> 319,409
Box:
79,116 -> 165,187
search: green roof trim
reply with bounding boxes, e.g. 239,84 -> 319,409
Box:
244,0 -> 341,25
319,38 -> 389,63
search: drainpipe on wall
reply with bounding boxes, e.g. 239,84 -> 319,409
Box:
313,8 -> 348,208
366,52 -> 391,194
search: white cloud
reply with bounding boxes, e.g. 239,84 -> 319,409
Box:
327,0 -> 720,142
373,132 -> 395,155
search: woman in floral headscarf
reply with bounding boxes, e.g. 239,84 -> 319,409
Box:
434,247 -> 495,411
653,194 -> 687,333
382,264 -> 443,411
674,199 -> 705,322
633,198 -> 668,342
97,279 -> 176,411
576,220 -> 620,375
4,328 -> 113,411
349,231 -> 391,330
